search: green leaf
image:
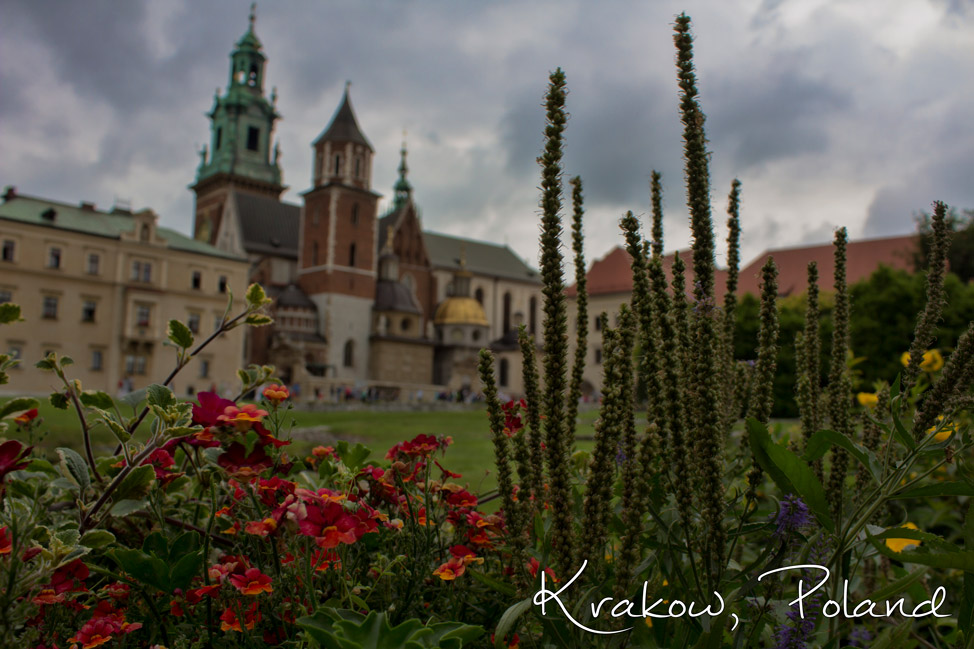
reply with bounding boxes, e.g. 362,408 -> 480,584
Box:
169,551 -> 203,592
169,531 -> 200,560
891,481 -> 974,499
244,313 -> 274,326
143,531 -> 169,559
49,391 -> 69,410
0,303 -> 23,324
867,567 -> 927,603
26,458 -> 58,475
110,499 -> 148,517
336,611 -> 425,649
80,530 -> 117,549
868,530 -> 974,570
420,623 -> 484,649
118,388 -> 147,410
337,442 -> 372,472
79,390 -> 114,410
61,356 -> 73,367
0,397 -> 39,420
56,447 -> 91,492
112,548 -> 170,592
468,568 -> 517,597
246,283 -> 271,308
167,425 -> 202,438
747,418 -> 834,532
97,412 -> 131,443
113,465 -> 156,502
888,375 -> 916,451
167,319 -> 195,349
803,429 -> 881,485
146,384 -> 175,408
35,357 -> 55,371
494,598 -> 533,649
296,611 -> 344,647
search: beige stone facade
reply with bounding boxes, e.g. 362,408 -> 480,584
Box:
0,191 -> 249,396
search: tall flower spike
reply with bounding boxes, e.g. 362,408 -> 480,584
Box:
650,171 -> 664,258
566,176 -> 588,445
796,262 -> 823,479
748,257 -> 779,426
913,321 -> 974,438
903,201 -> 951,411
826,228 -> 853,522
518,325 -> 544,509
675,13 -> 724,576
537,68 -> 574,572
621,212 -> 658,419
722,180 -> 742,430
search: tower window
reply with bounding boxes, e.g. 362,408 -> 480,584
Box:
247,127 -> 260,152
354,156 -> 361,177
312,241 -> 319,265
351,204 -> 359,225
140,224 -> 150,242
215,128 -> 222,150
349,243 -> 357,267
475,287 -> 484,305
503,292 -> 512,333
248,64 -> 259,87
333,154 -> 341,174
343,340 -> 354,368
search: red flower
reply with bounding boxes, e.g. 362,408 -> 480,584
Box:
220,601 -> 261,631
432,551 -> 483,581
262,384 -> 290,405
527,557 -> 558,583
186,584 -> 221,604
0,526 -> 11,555
48,559 -> 89,595
191,391 -> 235,426
68,605 -> 141,649
310,549 -> 342,572
385,434 -> 451,460
140,449 -> 183,487
244,517 -> 278,537
13,408 -> 38,426
229,567 -> 273,595
217,443 -> 272,478
0,439 -> 32,482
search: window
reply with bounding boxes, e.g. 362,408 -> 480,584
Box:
82,300 -> 97,323
48,247 -> 61,269
594,348 -> 603,364
125,355 -> 147,375
343,340 -> 354,368
191,271 -> 202,290
349,243 -> 356,267
333,154 -> 341,174
354,156 -> 361,177
131,260 -> 152,283
136,304 -> 151,328
400,318 -> 410,333
91,349 -> 103,371
42,296 -> 58,319
0,290 -> 11,304
87,253 -> 100,275
247,126 -> 260,152
8,344 -> 22,362
1,240 -> 13,262
594,316 -> 602,332
140,224 -> 150,242
311,241 -> 319,265
218,276 -> 228,293
215,127 -> 222,150
199,359 -> 210,379
187,313 -> 201,334
351,204 -> 359,225
503,292 -> 512,333
474,287 -> 484,305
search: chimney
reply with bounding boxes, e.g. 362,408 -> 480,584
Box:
80,201 -> 96,211
41,208 -> 57,221
2,186 -> 15,202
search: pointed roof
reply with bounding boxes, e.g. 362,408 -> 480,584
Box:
235,3 -> 263,52
393,138 -> 412,210
314,84 -> 373,151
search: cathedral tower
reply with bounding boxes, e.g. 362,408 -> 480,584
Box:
299,85 -> 381,380
191,5 -> 285,243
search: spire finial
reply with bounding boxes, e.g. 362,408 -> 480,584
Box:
345,80 -> 352,94
249,3 -> 256,29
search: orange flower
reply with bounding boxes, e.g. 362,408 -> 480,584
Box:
856,392 -> 879,409
262,384 -> 290,405
13,408 -> 38,426
244,517 -> 278,537
220,602 -> 260,631
217,404 -> 269,431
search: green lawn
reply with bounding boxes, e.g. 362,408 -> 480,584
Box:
3,398 -> 602,496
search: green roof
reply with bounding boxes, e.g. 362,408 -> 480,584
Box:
422,231 -> 540,284
0,192 -> 245,261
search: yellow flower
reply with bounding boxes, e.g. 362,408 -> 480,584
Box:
885,522 -> 921,553
926,416 -> 956,442
856,392 -> 879,408
901,350 -> 944,372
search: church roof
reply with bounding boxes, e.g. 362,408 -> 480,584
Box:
232,191 -> 300,259
0,191 -> 243,261
375,279 -> 422,314
313,88 -> 373,151
422,231 -> 541,284
434,296 -> 489,326
271,283 -> 316,309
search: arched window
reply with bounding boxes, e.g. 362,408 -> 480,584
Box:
248,64 -> 258,86
333,154 -> 342,174
343,340 -> 354,368
354,156 -> 361,177
474,287 -> 484,305
529,296 -> 538,334
140,224 -> 150,242
499,358 -> 510,387
349,242 -> 357,267
503,292 -> 512,333
351,204 -> 359,225
311,241 -> 319,265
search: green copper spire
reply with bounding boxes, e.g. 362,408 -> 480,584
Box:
392,133 -> 412,210
194,3 -> 283,190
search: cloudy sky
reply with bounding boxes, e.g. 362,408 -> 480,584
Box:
1,0 -> 972,271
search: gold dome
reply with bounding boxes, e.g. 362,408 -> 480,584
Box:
434,297 -> 488,326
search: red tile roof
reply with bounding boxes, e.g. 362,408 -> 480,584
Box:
567,234 -> 918,299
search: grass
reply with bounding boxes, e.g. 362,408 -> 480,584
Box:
3,397 -> 602,496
